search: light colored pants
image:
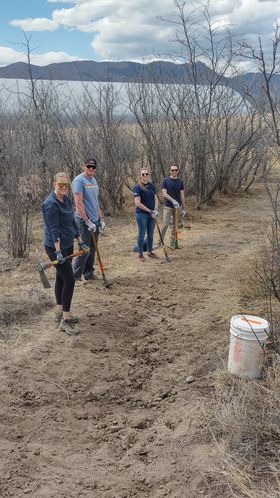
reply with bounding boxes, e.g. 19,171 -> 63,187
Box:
159,206 -> 176,247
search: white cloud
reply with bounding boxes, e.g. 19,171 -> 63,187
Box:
10,18 -> 59,32
0,46 -> 84,66
41,1 -> 280,57
228,0 -> 280,33
210,0 -> 242,16
91,15 -> 175,59
32,51 -> 84,64
6,0 -> 280,65
0,47 -> 24,66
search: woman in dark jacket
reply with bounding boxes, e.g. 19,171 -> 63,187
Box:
42,172 -> 88,336
133,168 -> 159,262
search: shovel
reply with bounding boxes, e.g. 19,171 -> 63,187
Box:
91,232 -> 112,288
155,219 -> 171,263
36,249 -> 87,289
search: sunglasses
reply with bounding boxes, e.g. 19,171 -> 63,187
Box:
86,164 -> 97,169
57,182 -> 70,188
141,173 -> 149,176
171,169 -> 179,172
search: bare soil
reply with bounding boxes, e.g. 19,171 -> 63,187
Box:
0,182 -> 272,497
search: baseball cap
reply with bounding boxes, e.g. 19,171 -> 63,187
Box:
84,157 -> 97,167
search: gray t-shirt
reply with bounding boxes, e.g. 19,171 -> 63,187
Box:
72,173 -> 100,222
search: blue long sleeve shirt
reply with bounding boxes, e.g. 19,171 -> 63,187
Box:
42,192 -> 79,250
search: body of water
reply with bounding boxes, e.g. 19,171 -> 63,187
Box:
0,78 -> 248,116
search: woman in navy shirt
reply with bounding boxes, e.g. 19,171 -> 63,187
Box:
42,172 -> 88,335
133,168 -> 159,262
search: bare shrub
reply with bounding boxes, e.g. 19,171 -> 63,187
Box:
240,24 -> 280,150
0,113 -> 44,257
63,82 -> 138,213
255,182 -> 280,351
126,3 -> 269,206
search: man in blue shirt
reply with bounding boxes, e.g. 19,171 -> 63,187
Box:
158,165 -> 186,249
72,157 -> 105,281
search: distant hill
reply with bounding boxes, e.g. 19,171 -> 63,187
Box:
0,60 -> 278,99
0,60 -> 226,85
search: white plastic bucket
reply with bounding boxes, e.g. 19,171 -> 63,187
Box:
228,315 -> 269,379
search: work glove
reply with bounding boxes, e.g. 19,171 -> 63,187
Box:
172,200 -> 180,209
181,209 -> 186,218
78,242 -> 89,252
100,219 -> 106,231
151,210 -> 159,219
55,250 -> 63,262
85,219 -> 97,232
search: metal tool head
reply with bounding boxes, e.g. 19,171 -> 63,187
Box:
101,275 -> 112,288
35,249 -> 51,289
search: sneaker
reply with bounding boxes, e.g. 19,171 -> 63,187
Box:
84,273 -> 99,281
75,279 -> 85,287
147,252 -> 159,259
138,254 -> 146,262
59,318 -> 79,336
55,312 -> 79,324
83,275 -> 99,285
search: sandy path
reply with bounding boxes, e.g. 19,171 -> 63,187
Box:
0,182 -> 272,497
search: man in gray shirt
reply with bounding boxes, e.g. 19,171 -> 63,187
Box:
72,157 -> 105,281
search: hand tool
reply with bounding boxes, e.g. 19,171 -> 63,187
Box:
91,232 -> 112,288
36,249 -> 87,288
155,219 -> 171,263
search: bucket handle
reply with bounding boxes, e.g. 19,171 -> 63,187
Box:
241,315 -> 268,352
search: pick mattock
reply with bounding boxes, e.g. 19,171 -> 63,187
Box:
91,231 -> 112,288
36,248 -> 87,289
174,207 -> 180,249
155,219 -> 171,263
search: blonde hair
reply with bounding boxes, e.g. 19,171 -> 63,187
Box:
54,172 -> 70,183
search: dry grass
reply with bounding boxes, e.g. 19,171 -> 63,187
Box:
201,365 -> 280,497
180,247 -> 280,498
194,245 -> 280,497
0,287 -> 53,329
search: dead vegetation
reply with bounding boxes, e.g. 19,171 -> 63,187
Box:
202,365 -> 280,498
0,287 -> 53,329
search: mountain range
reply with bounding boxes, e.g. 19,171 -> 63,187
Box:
0,60 -> 277,98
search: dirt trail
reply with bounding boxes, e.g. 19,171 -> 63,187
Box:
0,183 -> 272,497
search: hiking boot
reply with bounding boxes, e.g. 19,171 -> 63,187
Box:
84,274 -> 99,280
138,254 -> 146,262
83,269 -> 96,280
59,318 -> 79,336
147,252 -> 159,259
74,279 -> 85,287
55,312 -> 79,324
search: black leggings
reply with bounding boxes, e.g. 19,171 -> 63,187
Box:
45,245 -> 75,312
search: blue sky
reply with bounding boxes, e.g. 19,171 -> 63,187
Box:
0,0 -> 279,68
0,0 -> 98,64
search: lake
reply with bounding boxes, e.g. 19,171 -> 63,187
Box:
0,78 -> 248,116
